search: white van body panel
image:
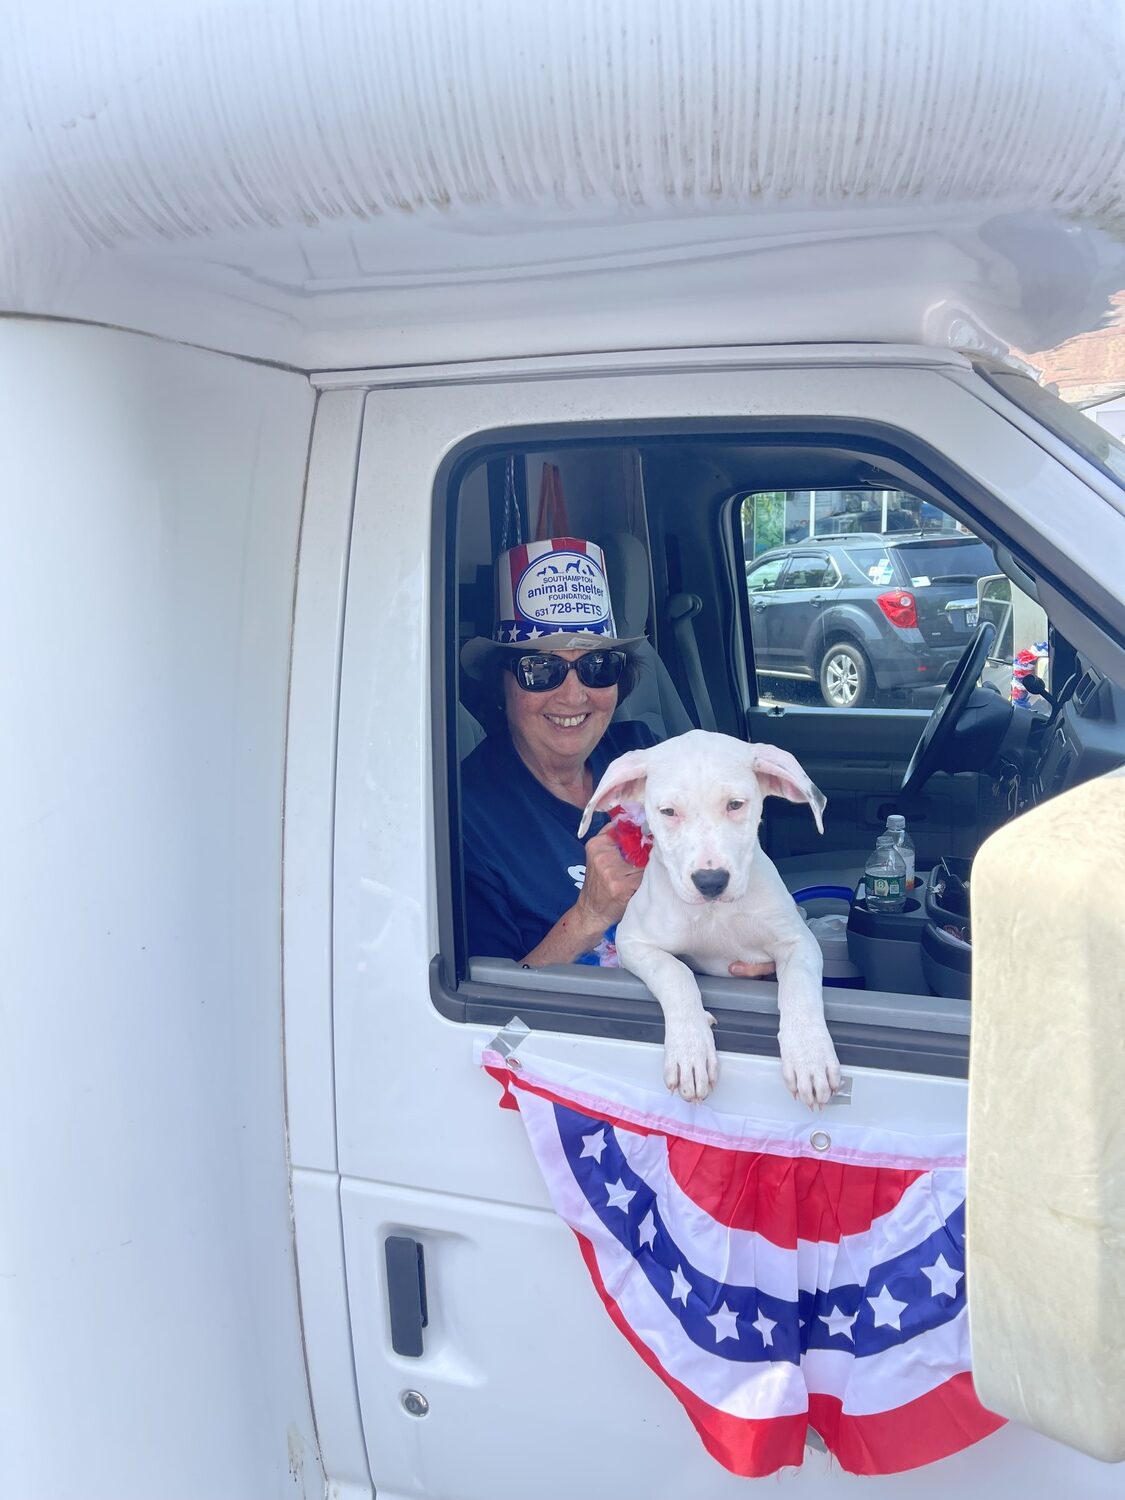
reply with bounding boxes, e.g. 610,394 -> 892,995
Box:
3,0 -> 1122,366
0,321 -> 321,1498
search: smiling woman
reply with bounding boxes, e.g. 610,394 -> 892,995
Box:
459,538 -> 656,966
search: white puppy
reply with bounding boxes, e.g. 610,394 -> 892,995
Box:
578,729 -> 841,1108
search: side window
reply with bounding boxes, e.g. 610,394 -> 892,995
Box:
844,547 -> 893,586
746,556 -> 787,592
740,487 -> 1003,711
779,554 -> 836,590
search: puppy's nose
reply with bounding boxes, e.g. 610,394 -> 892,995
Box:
691,868 -> 730,900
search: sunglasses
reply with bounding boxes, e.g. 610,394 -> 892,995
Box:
506,649 -> 627,692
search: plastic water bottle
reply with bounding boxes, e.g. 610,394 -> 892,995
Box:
864,834 -> 907,912
885,814 -> 916,891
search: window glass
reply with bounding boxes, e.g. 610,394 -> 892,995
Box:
781,555 -> 836,590
740,489 -> 1003,710
844,546 -> 893,585
891,538 -> 996,586
746,556 -> 786,591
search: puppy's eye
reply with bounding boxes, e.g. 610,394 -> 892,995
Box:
658,806 -> 677,818
727,799 -> 746,812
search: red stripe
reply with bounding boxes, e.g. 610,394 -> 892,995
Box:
573,1232 -> 809,1477
581,1231 -> 1002,1477
666,1138 -> 924,1248
486,1064 -> 930,1242
507,542 -> 530,572
809,1375 -> 1005,1475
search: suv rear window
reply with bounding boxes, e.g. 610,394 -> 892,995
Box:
892,539 -> 995,584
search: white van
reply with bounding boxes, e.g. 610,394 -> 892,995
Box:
3,4 -> 1123,1498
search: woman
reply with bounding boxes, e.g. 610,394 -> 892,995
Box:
461,637 -> 654,965
460,536 -> 773,977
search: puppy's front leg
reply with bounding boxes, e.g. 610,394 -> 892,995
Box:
617,938 -> 718,1103
772,934 -> 841,1108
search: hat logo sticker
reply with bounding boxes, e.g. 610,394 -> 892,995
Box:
514,549 -> 611,629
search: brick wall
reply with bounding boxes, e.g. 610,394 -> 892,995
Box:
1017,290 -> 1125,406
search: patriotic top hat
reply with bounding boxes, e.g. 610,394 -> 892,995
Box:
460,537 -> 643,680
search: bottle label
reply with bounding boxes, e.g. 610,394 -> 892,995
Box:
871,875 -> 905,900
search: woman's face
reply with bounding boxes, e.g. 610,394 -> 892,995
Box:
502,648 -> 619,772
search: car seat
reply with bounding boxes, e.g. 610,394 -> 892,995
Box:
598,532 -> 695,740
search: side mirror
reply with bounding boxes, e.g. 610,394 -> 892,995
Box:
967,769 -> 1125,1461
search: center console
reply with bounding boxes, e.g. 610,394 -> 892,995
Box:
843,858 -> 973,1000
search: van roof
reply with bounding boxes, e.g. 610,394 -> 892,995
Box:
4,0 -> 1122,369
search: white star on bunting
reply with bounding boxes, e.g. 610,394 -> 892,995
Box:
605,1178 -> 636,1213
637,1210 -> 657,1251
707,1302 -> 740,1343
579,1129 -> 606,1163
751,1311 -> 777,1347
526,626 -> 543,639
819,1304 -> 859,1341
921,1254 -> 963,1299
506,626 -> 519,641
669,1265 -> 691,1305
868,1284 -> 909,1330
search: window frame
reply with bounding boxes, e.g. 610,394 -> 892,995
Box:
429,413 -> 1108,1080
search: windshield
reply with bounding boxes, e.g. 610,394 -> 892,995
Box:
976,366 -> 1125,490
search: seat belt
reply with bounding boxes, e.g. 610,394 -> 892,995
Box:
666,593 -> 718,732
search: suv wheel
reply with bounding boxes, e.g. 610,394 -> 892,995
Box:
820,641 -> 870,708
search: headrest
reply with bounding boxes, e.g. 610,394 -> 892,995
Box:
598,532 -> 651,639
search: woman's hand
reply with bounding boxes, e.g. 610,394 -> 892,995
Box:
729,959 -> 776,979
518,830 -> 643,967
575,828 -> 644,931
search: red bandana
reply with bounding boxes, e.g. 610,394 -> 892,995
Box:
606,803 -> 654,869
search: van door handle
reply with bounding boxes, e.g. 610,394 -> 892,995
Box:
385,1235 -> 429,1357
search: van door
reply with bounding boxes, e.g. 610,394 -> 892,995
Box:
317,354 -> 1122,1500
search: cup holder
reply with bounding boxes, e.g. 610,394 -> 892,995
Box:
857,895 -> 922,916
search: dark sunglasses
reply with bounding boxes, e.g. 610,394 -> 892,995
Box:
507,649 -> 627,692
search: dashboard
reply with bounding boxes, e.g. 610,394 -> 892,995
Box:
1032,663 -> 1125,804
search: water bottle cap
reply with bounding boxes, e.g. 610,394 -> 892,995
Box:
886,814 -> 905,830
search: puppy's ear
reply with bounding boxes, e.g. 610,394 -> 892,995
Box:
577,749 -> 651,838
748,743 -> 827,834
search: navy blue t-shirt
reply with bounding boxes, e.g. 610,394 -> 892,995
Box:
461,720 -> 657,962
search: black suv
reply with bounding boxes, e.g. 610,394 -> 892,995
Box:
745,533 -> 995,707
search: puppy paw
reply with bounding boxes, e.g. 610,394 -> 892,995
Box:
663,1018 -> 719,1103
779,1023 -> 841,1110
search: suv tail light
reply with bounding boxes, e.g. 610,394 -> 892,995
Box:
877,590 -> 918,629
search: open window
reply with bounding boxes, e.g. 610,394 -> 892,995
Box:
433,425 -> 1125,1079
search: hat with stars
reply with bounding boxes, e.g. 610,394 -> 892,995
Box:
460,536 -> 643,681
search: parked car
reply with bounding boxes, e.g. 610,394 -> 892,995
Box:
745,532 -> 995,707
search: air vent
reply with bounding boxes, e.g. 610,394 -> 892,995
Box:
1073,671 -> 1099,712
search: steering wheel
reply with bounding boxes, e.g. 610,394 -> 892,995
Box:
900,621 -> 997,797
